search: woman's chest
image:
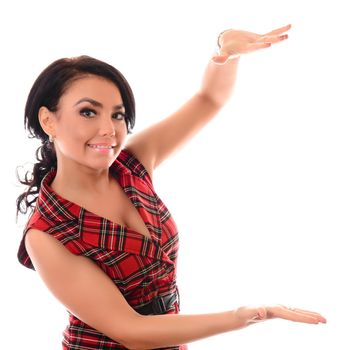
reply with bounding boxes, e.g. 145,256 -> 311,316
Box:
83,180 -> 154,239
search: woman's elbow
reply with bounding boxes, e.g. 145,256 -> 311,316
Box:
113,316 -> 156,350
121,339 -> 154,350
121,334 -> 157,350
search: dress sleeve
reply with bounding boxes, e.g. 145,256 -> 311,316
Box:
17,211 -> 41,270
17,211 -> 82,271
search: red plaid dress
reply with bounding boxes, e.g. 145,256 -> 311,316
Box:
18,149 -> 185,349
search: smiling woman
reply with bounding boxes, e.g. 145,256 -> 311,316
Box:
39,76 -> 128,172
16,26 -> 326,350
16,56 -> 136,215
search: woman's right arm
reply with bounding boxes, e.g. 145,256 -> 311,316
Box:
25,229 -> 326,349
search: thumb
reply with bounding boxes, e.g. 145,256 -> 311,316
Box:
211,53 -> 230,64
256,307 -> 267,320
249,307 -> 268,323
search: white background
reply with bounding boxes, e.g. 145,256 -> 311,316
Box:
1,0 -> 349,349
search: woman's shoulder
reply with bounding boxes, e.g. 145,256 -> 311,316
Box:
116,148 -> 153,185
25,228 -> 70,266
17,197 -> 81,270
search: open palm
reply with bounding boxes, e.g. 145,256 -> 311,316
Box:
213,24 -> 292,64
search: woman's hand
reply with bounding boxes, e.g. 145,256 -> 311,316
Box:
212,24 -> 292,64
234,304 -> 327,329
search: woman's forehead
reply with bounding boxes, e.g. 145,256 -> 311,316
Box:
61,75 -> 122,105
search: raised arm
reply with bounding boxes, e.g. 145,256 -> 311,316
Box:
126,25 -> 291,176
25,229 -> 325,349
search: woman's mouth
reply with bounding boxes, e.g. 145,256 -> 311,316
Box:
87,144 -> 116,152
88,144 -> 115,149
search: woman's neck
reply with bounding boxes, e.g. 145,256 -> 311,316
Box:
51,160 -> 113,201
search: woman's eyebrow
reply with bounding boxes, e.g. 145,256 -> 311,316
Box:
74,97 -> 124,110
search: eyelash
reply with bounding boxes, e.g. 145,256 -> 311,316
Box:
79,108 -> 126,121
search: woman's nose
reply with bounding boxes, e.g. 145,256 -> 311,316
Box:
99,116 -> 115,136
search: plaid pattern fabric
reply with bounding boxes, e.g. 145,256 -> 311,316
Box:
18,149 -> 185,350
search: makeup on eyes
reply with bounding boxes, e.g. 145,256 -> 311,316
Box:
79,107 -> 97,118
79,107 -> 126,121
77,99 -> 126,120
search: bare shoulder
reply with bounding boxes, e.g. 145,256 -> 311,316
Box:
25,228 -> 97,297
25,228 -> 77,273
125,142 -> 154,179
25,228 -> 70,257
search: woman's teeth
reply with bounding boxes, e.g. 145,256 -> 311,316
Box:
88,145 -> 114,149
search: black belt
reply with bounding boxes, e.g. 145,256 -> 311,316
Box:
135,292 -> 178,315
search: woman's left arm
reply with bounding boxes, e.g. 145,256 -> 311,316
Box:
126,57 -> 239,175
126,25 -> 291,175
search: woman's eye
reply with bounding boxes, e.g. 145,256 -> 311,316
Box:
80,108 -> 96,118
113,112 -> 126,120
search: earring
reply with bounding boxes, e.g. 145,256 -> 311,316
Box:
49,135 -> 54,143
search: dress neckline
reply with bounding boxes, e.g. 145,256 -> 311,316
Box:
37,154 -> 162,244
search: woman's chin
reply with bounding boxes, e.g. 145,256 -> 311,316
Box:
82,158 -> 117,171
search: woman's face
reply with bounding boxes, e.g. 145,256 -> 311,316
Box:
51,75 -> 128,171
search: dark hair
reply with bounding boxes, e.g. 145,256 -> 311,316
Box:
16,55 -> 136,216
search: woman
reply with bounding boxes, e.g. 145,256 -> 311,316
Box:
17,24 -> 326,349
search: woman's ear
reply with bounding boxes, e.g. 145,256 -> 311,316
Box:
38,106 -> 56,138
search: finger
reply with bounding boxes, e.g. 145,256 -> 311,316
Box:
256,34 -> 289,44
264,24 -> 292,36
246,42 -> 272,52
285,306 -> 323,317
276,307 -> 326,324
288,308 -> 327,323
288,310 -> 325,324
